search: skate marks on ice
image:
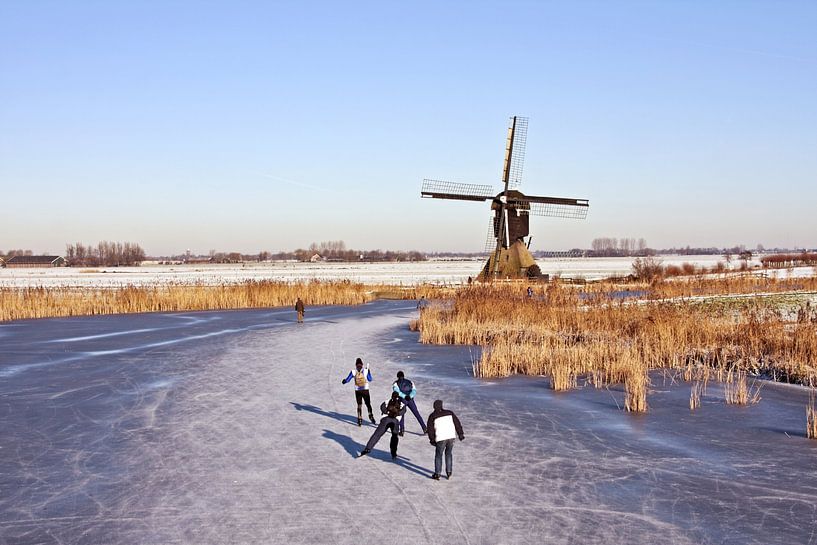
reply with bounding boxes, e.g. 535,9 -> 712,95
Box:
379,326 -> 817,545
2,300 -> 817,544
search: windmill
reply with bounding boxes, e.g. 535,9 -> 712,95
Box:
421,116 -> 589,280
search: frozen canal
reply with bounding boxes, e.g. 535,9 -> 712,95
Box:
1,301 -> 816,544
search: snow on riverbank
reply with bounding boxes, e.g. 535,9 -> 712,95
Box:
2,255 -> 797,288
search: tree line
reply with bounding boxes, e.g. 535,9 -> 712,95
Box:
297,240 -> 425,262
0,249 -> 35,259
588,237 -> 650,257
760,252 -> 817,268
157,241 -> 426,263
65,241 -> 146,266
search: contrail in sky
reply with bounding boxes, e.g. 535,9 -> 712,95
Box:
260,173 -> 344,194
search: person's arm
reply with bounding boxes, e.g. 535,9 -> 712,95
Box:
341,371 -> 354,384
393,382 -> 405,399
452,412 -> 464,440
409,385 -> 417,399
427,413 -> 437,443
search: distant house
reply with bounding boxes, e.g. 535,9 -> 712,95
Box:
310,254 -> 323,263
4,255 -> 66,268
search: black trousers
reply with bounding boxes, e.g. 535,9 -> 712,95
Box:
354,390 -> 373,414
364,417 -> 400,457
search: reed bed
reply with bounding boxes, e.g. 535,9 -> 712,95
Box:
417,279 -> 817,412
648,273 -> 817,300
0,281 -> 445,321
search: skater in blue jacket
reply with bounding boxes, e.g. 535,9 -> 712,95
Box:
341,358 -> 375,426
392,371 -> 427,436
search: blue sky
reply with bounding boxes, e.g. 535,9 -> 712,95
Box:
1,1 -> 815,255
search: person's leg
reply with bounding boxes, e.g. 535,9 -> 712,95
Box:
399,411 -> 405,434
388,422 -> 399,459
444,439 -> 454,476
362,390 -> 375,423
363,420 -> 389,452
406,398 -> 427,432
434,441 -> 445,476
354,391 -> 364,425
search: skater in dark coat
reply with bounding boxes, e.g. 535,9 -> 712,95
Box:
341,358 -> 375,426
427,399 -> 464,480
392,371 -> 427,436
295,297 -> 305,323
359,392 -> 406,460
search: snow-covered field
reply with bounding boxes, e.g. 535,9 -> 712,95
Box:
0,255 -> 793,287
2,302 -> 816,544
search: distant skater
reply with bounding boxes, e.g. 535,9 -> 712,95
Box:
392,371 -> 427,436
416,296 -> 428,311
295,297 -> 305,323
427,399 -> 464,480
359,392 -> 406,460
341,358 -> 375,426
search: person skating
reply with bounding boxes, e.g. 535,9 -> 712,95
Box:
341,358 -> 375,426
392,371 -> 427,436
295,297 -> 305,323
427,399 -> 464,480
359,392 -> 406,460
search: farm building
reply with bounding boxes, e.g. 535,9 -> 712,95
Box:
4,255 -> 66,268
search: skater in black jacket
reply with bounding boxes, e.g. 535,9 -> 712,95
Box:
359,392 -> 406,460
295,297 -> 305,323
427,400 -> 464,480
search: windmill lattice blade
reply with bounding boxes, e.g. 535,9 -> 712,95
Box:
484,216 -> 501,253
527,201 -> 589,219
421,179 -> 494,201
507,117 -> 528,190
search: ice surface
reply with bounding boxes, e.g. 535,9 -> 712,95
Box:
1,302 -> 816,544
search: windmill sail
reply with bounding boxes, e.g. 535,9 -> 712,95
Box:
510,196 -> 589,219
421,179 -> 494,201
502,116 -> 528,190
484,216 -> 501,253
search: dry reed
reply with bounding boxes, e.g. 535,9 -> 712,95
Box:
417,278 -> 817,412
724,369 -> 762,405
0,281 -> 445,322
808,390 -> 817,440
624,358 -> 649,413
690,382 -> 703,410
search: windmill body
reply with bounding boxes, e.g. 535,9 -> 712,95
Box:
421,116 -> 590,280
